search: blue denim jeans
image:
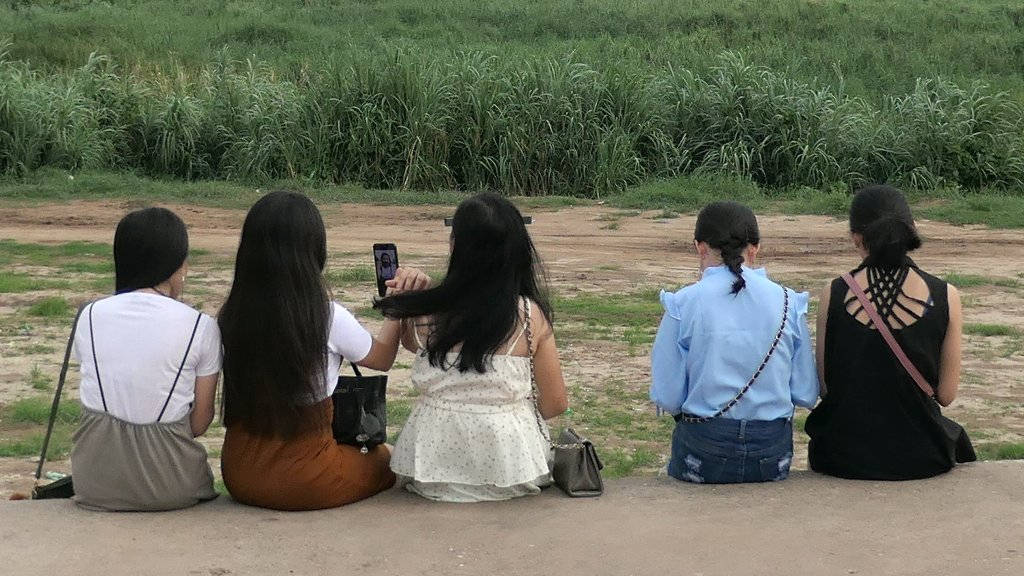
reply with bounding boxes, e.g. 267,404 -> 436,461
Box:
668,417 -> 793,484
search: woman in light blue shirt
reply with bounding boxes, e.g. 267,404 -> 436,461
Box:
650,202 -> 818,484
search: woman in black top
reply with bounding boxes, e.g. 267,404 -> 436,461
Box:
806,185 -> 976,480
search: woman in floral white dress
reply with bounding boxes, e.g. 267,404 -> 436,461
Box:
375,193 -> 569,502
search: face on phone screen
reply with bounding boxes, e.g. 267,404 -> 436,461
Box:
373,244 -> 398,296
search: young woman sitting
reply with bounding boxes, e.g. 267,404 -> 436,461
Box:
806,185 -> 976,480
375,193 -> 569,502
218,191 -> 428,511
650,202 -> 819,484
71,207 -> 219,511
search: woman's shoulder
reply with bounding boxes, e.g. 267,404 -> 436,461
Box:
658,282 -> 702,320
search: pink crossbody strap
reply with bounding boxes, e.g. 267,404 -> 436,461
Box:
842,273 -> 934,398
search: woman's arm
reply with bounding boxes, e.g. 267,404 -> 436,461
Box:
358,267 -> 431,371
649,313 -> 687,414
815,281 -> 832,398
190,373 -> 218,437
532,309 -> 569,420
936,284 -> 962,407
357,319 -> 403,372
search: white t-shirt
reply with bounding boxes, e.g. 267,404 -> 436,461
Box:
74,293 -> 222,424
319,302 -> 374,401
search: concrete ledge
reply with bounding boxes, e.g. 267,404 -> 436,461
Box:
1,462 -> 1022,576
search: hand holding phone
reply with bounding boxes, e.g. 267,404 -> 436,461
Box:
373,243 -> 399,297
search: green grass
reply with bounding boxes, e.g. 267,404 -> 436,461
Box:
1,50 -> 1023,195
554,288 -> 663,349
963,323 -> 1021,337
942,273 -> 1022,289
3,170 -> 1024,229
601,447 -> 660,479
6,396 -> 81,425
326,266 -> 376,284
4,0 -> 1024,105
26,296 -> 70,317
976,442 -> 1024,461
386,398 -> 414,444
0,271 -> 48,293
0,428 -> 73,458
28,365 -> 52,391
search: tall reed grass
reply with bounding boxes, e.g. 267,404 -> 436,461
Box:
2,44 -> 1022,196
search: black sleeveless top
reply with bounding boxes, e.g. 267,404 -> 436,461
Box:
805,263 -> 963,480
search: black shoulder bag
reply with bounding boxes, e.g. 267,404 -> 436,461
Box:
331,362 -> 388,454
32,302 -> 89,499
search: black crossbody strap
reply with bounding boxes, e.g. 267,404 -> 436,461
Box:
677,286 -> 790,424
88,302 -> 108,412
35,302 -> 89,481
157,312 -> 203,422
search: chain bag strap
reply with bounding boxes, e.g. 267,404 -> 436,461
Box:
524,298 -> 604,496
677,286 -> 789,424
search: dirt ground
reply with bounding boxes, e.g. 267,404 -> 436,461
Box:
1,199 -> 1022,497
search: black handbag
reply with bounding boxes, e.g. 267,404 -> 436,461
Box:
331,362 -> 388,454
32,303 -> 88,499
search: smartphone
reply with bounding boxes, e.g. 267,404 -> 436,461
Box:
373,243 -> 399,297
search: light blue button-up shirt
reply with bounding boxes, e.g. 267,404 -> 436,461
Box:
650,266 -> 819,420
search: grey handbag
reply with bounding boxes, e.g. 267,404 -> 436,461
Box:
550,427 -> 604,497
522,299 -> 604,497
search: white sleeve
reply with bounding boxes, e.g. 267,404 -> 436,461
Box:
329,303 -> 373,363
194,314 -> 223,377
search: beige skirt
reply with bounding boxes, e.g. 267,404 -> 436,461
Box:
71,407 -> 217,511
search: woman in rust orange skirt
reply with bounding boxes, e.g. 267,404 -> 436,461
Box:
218,191 -> 428,510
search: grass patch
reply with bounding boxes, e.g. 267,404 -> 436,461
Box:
325,266 -> 376,284
6,396 -> 81,425
29,365 -> 52,391
601,447 -> 660,479
964,323 -> 1021,337
976,442 -> 1024,461
386,398 -> 414,443
0,430 -> 72,458
0,271 -> 49,293
27,296 -> 71,317
554,288 -> 662,349
942,273 -> 1021,289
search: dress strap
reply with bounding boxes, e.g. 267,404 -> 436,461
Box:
412,319 -> 426,351
503,298 -> 531,356
157,312 -> 203,422
87,302 -> 108,413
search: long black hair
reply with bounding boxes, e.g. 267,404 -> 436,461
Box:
694,201 -> 761,294
375,193 -> 552,373
113,207 -> 188,294
849,185 -> 922,269
218,191 -> 330,437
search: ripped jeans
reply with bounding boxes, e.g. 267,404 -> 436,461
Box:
668,417 -> 793,484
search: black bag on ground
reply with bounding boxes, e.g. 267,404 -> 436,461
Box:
331,362 -> 387,454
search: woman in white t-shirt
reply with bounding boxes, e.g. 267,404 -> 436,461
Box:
218,191 -> 429,511
71,207 -> 221,511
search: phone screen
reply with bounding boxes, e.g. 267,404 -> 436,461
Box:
373,243 -> 399,297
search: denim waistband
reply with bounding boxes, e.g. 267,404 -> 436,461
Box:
675,414 -> 791,433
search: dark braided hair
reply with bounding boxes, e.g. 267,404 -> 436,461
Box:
849,185 -> 922,269
694,202 -> 761,294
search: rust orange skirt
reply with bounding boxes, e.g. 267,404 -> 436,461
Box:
221,397 -> 396,511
